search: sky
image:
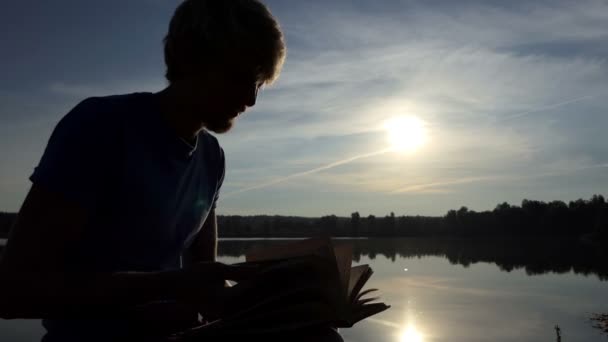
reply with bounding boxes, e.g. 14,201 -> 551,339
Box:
1,0 -> 607,217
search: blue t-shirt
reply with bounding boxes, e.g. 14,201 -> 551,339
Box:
30,92 -> 225,340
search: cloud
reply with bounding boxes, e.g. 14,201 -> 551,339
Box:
232,18 -> 606,144
498,95 -> 598,121
49,79 -> 165,99
218,0 -> 608,209
4,0 -> 608,214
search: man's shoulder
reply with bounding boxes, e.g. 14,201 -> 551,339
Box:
198,129 -> 220,148
198,130 -> 224,159
86,92 -> 153,105
196,130 -> 225,183
59,92 -> 153,129
73,92 -> 153,116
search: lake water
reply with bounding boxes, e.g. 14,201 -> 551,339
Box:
0,238 -> 607,341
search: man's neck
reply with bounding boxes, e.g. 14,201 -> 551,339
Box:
156,86 -> 203,144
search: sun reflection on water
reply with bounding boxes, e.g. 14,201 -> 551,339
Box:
399,325 -> 424,342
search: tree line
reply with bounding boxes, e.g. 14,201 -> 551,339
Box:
1,195 -> 607,240
217,195 -> 608,240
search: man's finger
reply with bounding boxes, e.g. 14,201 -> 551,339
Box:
221,263 -> 263,281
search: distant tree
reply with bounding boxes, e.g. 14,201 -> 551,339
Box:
495,202 -> 511,211
593,208 -> 608,240
351,212 -> 360,237
366,215 -> 376,236
384,212 -> 396,236
319,215 -> 338,235
591,194 -> 606,206
445,209 -> 458,233
457,206 -> 469,216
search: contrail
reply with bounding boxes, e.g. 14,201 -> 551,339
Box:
224,147 -> 393,197
500,95 -> 595,121
224,95 -> 598,197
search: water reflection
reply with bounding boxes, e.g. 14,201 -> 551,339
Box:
218,237 -> 608,280
214,238 -> 607,341
397,306 -> 425,342
399,325 -> 423,342
0,238 -> 606,342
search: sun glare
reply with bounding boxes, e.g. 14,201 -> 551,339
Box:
400,325 -> 424,342
384,116 -> 428,153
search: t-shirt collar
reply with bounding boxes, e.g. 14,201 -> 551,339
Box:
149,92 -> 199,159
178,135 -> 198,157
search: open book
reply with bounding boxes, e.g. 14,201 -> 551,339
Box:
171,238 -> 389,339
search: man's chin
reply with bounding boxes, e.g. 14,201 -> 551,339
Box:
205,118 -> 234,134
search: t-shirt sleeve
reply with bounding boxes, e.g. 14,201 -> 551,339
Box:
29,97 -> 114,210
211,146 -> 225,210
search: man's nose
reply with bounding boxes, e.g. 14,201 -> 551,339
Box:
244,84 -> 259,108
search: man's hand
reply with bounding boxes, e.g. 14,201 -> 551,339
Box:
177,261 -> 262,318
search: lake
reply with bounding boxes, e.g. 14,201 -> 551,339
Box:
0,238 -> 606,341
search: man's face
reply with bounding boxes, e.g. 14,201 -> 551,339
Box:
182,58 -> 263,134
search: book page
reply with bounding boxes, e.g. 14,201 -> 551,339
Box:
333,243 -> 353,298
244,238 -> 345,310
347,265 -> 369,300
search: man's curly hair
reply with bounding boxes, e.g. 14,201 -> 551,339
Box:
164,0 -> 286,85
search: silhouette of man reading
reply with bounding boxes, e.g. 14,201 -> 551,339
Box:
0,1 -> 342,341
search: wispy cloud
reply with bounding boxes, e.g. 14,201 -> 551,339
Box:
392,176 -> 504,194
390,159 -> 608,195
498,95 -> 599,121
49,79 -> 165,98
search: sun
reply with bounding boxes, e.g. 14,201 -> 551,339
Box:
384,116 -> 428,152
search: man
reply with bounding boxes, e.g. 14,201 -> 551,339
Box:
0,1 -> 342,341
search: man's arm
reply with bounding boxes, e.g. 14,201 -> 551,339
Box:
183,209 -> 218,265
0,185 -> 242,319
0,184 -> 186,319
